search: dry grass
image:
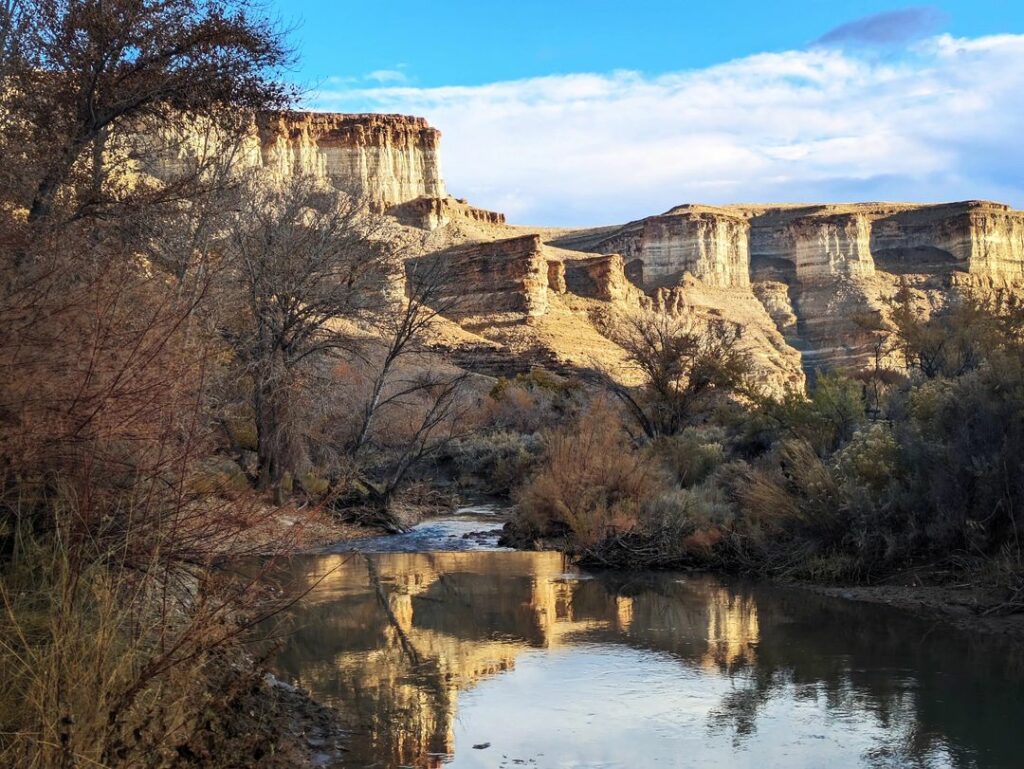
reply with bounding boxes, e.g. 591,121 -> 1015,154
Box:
0,515 -> 292,769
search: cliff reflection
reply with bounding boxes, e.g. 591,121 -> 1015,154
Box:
267,551 -> 1023,769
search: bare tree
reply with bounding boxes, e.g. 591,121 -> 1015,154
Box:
603,310 -> 752,440
349,256 -> 462,456
221,178 -> 398,496
0,0 -> 292,224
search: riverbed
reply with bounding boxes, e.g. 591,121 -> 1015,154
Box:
263,508 -> 1023,768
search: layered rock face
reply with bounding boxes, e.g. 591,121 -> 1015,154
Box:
564,254 -> 644,303
411,235 -> 550,317
255,112 -> 445,204
144,109 -> 1024,390
556,206 -> 749,289
554,200 -> 1024,376
142,111 -> 445,207
790,213 -> 874,280
388,195 -> 505,231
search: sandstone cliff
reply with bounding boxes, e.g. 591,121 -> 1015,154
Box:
255,112 -> 445,204
411,235 -> 551,318
553,200 -> 1024,376
145,109 -> 1024,392
143,110 -> 446,207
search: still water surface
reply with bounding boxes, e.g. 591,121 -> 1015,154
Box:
265,513 -> 1023,769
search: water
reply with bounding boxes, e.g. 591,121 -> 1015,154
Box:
263,511 -> 1024,769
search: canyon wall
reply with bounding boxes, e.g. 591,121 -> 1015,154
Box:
140,109 -> 1024,388
411,235 -> 550,318
255,112 -> 445,204
142,110 -> 446,206
558,207 -> 749,290
555,200 -> 1024,375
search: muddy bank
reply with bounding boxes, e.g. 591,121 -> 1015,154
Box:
801,581 -> 1024,639
263,675 -> 350,768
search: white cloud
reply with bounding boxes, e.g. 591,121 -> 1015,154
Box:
365,69 -> 408,84
310,34 -> 1024,226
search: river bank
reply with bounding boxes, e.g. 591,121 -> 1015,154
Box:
497,528 -> 1024,640
262,510 -> 1024,769
801,579 -> 1024,639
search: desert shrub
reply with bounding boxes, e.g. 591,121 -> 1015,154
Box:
834,422 -> 900,497
649,426 -> 727,487
485,371 -> 582,434
888,361 -> 1024,560
445,430 -> 544,494
514,400 -> 666,546
722,439 -> 846,575
639,482 -> 735,561
760,371 -> 866,455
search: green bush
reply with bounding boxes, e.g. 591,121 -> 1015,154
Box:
446,430 -> 544,495
649,426 -> 726,487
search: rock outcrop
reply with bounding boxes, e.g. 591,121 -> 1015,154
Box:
564,254 -> 644,304
411,235 -> 550,318
555,206 -> 749,290
556,200 -> 1024,376
255,112 -> 445,204
388,195 -> 505,231
144,111 -> 445,207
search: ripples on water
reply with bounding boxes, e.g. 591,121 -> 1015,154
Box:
262,516 -> 1023,769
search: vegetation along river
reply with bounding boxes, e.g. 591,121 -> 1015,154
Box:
262,507 -> 1024,769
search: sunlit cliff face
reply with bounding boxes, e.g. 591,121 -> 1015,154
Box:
269,552 -> 761,768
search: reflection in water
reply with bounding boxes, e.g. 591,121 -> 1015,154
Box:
264,551 -> 1023,769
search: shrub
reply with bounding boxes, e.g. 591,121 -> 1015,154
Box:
649,426 -> 727,487
485,371 -> 582,434
834,422 -> 900,497
760,371 -> 866,455
514,400 -> 666,546
0,525 -> 288,769
446,430 -> 543,495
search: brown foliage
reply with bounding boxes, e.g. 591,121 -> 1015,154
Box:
516,399 -> 665,546
1,0 -> 291,223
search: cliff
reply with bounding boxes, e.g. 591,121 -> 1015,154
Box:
553,200 -> 1024,375
411,235 -> 551,318
143,110 -> 446,207
141,109 -> 1024,389
255,111 -> 445,204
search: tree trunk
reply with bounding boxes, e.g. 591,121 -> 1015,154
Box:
254,381 -> 281,492
28,139 -> 86,223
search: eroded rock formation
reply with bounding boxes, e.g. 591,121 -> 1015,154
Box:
388,195 -> 505,231
555,206 -> 749,290
555,200 -> 1024,376
255,111 -> 445,204
411,235 -> 550,318
564,254 -> 644,304
147,109 -> 1024,391
143,110 -> 446,207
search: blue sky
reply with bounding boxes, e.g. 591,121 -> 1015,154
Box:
272,2 -> 1024,225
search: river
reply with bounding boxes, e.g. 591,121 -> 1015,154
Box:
262,507 -> 1023,769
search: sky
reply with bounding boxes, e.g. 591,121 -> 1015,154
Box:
271,1 -> 1024,226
